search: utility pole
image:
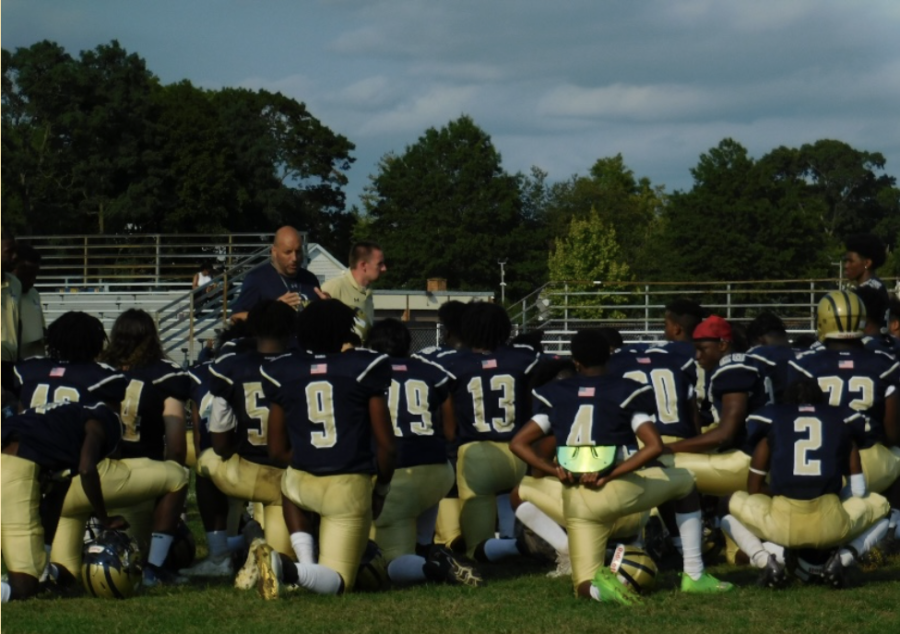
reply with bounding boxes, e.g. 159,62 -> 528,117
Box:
498,259 -> 507,305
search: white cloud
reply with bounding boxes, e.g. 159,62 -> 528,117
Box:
537,83 -> 712,121
358,84 -> 479,136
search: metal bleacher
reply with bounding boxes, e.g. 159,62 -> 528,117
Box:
25,233 -> 283,365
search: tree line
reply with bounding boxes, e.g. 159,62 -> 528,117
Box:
3,40 -> 898,299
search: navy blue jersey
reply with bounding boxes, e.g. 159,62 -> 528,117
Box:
188,362 -> 215,453
707,353 -> 768,451
862,335 -> 900,360
435,345 -> 540,445
230,263 -> 321,314
532,374 -> 656,455
13,358 -> 127,409
386,356 -> 451,468
118,359 -> 192,461
745,403 -> 867,500
2,402 -> 121,473
788,347 -> 899,447
747,344 -> 797,405
209,344 -> 284,466
261,348 -> 391,475
607,349 -> 697,440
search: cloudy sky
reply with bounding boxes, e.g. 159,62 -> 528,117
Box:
3,0 -> 899,206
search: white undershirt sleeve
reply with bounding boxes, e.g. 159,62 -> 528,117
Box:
209,396 -> 237,433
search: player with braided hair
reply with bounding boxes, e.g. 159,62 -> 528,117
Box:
433,302 -> 540,560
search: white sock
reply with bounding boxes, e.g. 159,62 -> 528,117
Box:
891,509 -> 900,538
227,535 -> 245,552
482,538 -> 522,561
416,504 -> 439,547
206,531 -> 228,558
515,502 -> 568,554
148,533 -> 174,568
290,532 -> 316,564
840,518 -> 890,566
1,581 -> 11,603
763,542 -> 785,564
496,494 -> 516,538
676,510 -> 705,580
294,562 -> 342,595
721,514 -> 768,569
387,555 -> 428,584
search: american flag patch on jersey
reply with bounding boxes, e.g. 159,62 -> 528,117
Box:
578,387 -> 595,397
392,365 -> 408,372
839,360 -> 854,369
50,367 -> 66,377
310,364 -> 328,375
637,357 -> 651,364
482,359 -> 498,369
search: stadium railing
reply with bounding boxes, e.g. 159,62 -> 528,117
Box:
508,277 -> 899,355
22,233 -> 274,292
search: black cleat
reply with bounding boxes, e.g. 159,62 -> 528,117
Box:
423,545 -> 484,587
756,554 -> 788,589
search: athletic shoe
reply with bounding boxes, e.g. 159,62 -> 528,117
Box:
255,542 -> 283,600
241,519 -> 264,544
423,545 -> 483,587
143,563 -> 189,588
821,550 -> 845,589
680,572 -> 734,593
234,538 -> 265,590
590,567 -> 641,606
518,526 -> 557,563
180,555 -> 233,578
546,552 -> 572,579
756,554 -> 787,589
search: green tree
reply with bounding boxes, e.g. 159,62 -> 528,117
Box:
656,139 -> 832,281
361,115 -> 543,298
2,40 -> 356,247
543,154 -> 665,279
547,209 -> 632,318
797,140 -> 896,240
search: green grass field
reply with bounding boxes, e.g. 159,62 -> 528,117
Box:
3,484 -> 899,634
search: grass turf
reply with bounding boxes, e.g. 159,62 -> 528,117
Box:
3,483 -> 899,634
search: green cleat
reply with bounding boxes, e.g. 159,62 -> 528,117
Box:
681,572 -> 734,594
591,567 -> 642,606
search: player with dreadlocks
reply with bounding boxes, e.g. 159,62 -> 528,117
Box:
433,302 -> 540,561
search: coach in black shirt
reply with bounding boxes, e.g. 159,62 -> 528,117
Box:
230,226 -> 326,322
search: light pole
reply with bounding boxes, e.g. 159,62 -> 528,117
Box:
498,259 -> 507,305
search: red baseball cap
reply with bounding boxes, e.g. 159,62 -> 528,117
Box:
693,315 -> 732,342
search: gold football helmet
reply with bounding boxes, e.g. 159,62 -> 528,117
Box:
610,544 -> 657,594
82,530 -> 143,599
816,291 -> 866,342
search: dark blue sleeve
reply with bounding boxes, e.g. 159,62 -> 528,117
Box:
230,269 -> 261,313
